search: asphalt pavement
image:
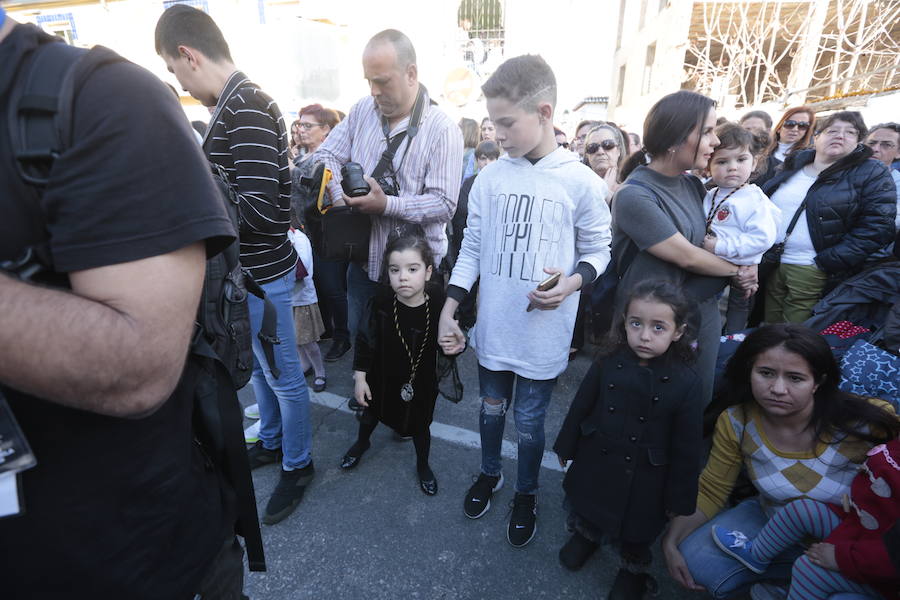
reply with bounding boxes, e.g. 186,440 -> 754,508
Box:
238,340 -> 708,600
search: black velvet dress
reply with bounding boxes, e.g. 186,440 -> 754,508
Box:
353,285 -> 444,436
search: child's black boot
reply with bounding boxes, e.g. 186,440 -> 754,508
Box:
559,531 -> 598,571
607,568 -> 658,600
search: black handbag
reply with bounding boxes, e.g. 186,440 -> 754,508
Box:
758,198 -> 807,282
320,205 -> 372,262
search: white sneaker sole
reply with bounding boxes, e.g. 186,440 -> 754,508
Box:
464,472 -> 504,519
244,421 -> 260,444
507,519 -> 537,548
244,404 -> 260,420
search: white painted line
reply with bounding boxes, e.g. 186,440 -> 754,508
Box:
311,390 -> 565,473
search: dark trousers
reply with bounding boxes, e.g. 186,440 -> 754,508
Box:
312,250 -> 349,342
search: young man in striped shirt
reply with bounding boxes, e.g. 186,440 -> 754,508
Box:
312,29 -> 463,342
156,5 -> 314,526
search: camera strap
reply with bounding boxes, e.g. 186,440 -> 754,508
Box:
373,84 -> 427,182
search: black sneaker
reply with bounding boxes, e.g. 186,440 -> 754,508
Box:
324,339 -> 351,362
507,493 -> 537,547
246,440 -> 282,470
263,462 -> 315,525
463,472 -> 504,519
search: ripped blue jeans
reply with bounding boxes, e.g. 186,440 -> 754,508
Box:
477,365 -> 557,494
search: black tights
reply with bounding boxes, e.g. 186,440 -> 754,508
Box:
351,419 -> 431,468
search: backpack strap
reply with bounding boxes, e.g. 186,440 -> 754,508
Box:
191,336 -> 267,572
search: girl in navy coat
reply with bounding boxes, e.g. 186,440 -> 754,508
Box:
554,281 -> 704,599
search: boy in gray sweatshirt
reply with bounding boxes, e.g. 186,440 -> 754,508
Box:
439,55 -> 612,548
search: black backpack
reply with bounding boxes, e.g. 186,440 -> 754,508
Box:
7,38 -> 267,571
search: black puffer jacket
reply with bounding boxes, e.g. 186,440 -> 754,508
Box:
761,144 -> 897,276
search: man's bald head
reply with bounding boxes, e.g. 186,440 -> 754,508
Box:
364,29 -> 416,71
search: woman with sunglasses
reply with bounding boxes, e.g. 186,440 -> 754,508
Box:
583,123 -> 626,202
758,111 -> 897,324
755,106 -> 815,186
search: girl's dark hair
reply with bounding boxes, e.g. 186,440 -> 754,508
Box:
769,105 -> 815,156
380,235 -> 435,282
712,122 -> 769,177
723,324 -> 899,447
598,281 -> 697,364
620,90 -> 716,180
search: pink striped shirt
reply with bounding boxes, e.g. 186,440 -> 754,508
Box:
311,89 -> 463,279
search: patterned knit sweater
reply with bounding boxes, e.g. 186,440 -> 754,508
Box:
697,400 -> 894,519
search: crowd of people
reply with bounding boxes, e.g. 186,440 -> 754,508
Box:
2,3 -> 899,599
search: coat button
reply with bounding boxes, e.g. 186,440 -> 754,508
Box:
639,416 -> 647,423
608,406 -> 616,413
617,363 -> 624,369
661,376 -> 670,383
652,396 -> 660,403
608,383 -> 615,390
629,435 -> 637,442
625,455 -> 632,462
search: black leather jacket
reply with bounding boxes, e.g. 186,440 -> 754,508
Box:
761,144 -> 897,276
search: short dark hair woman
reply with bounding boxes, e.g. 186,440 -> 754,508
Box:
662,324 -> 898,598
759,110 -> 897,323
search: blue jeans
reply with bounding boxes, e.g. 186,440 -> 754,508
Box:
679,498 -> 803,599
248,272 -> 312,470
312,251 -> 349,342
346,263 -> 381,342
478,366 -> 557,494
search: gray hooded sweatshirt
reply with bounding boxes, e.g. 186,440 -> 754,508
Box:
448,147 -> 612,380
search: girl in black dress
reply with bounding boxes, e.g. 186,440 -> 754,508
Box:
553,281 -> 703,599
340,235 -> 446,496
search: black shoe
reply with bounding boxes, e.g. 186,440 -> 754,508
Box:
320,329 -> 334,341
507,492 -> 537,547
246,440 -> 282,470
608,568 -> 659,600
392,431 -> 413,442
418,464 -> 438,496
263,462 -> 315,525
463,472 -> 504,519
324,339 -> 351,362
559,531 -> 599,571
312,376 -> 327,393
340,442 -> 369,470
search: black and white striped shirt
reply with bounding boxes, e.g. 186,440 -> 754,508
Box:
205,71 -> 296,284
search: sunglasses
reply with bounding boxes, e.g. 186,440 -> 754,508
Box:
782,120 -> 810,130
558,142 -> 569,149
585,140 -> 618,154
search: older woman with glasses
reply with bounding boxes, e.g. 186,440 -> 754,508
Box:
755,106 -> 815,185
583,123 -> 626,202
759,111 -> 897,324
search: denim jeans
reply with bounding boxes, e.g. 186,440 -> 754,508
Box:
248,272 -> 312,470
346,263 -> 381,342
679,498 -> 803,599
312,250 -> 349,342
477,365 -> 557,494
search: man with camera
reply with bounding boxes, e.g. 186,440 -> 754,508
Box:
312,29 -> 464,339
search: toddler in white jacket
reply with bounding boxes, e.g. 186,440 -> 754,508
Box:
702,123 -> 782,332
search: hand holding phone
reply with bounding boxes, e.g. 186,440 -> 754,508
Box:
526,272 -> 561,312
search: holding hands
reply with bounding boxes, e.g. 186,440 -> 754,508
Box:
438,312 -> 466,356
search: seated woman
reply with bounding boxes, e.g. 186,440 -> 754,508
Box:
662,324 -> 899,599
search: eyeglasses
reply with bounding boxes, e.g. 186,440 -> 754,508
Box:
585,140 -> 618,154
298,122 -> 323,130
782,120 -> 810,130
558,142 -> 569,149
866,140 -> 897,150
